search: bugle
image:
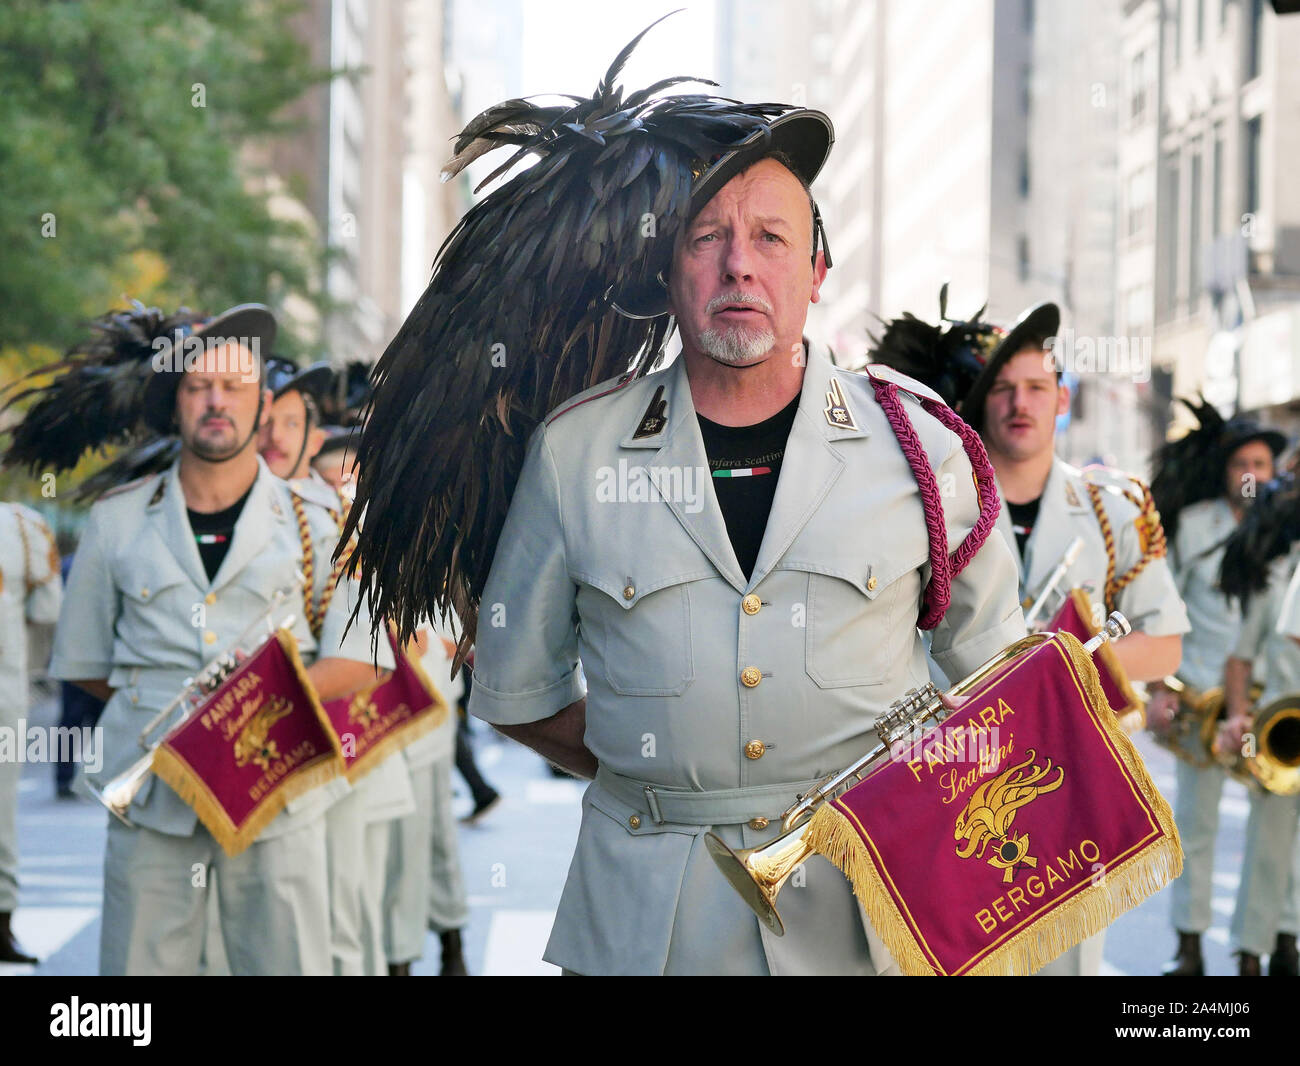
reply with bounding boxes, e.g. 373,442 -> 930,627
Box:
706,612 -> 1132,935
86,588 -> 299,824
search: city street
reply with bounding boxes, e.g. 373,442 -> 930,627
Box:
0,684 -> 1266,978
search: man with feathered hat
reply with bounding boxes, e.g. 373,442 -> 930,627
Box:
340,19 -> 1026,975
3,303 -> 391,975
1211,457 -> 1300,977
1146,398 -> 1293,975
869,289 -> 1190,975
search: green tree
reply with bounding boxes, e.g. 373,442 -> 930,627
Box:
0,0 -> 334,355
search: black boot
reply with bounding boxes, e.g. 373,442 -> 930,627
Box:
1269,933 -> 1298,976
388,961 -> 411,977
1161,931 -> 1203,976
440,929 -> 468,976
0,912 -> 37,965
1238,951 -> 1262,976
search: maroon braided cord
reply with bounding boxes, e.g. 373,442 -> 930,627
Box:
867,377 -> 1003,630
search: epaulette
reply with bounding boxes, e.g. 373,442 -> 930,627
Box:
544,370 -> 639,427
863,363 -> 947,407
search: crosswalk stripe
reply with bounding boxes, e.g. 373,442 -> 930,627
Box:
482,910 -> 559,976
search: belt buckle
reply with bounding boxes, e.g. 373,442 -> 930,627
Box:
643,786 -> 665,825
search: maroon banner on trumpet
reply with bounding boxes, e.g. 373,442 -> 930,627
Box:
321,633 -> 448,783
804,632 -> 1181,976
1049,587 -> 1143,722
151,629 -> 345,857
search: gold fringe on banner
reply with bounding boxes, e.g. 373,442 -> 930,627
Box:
804,632 -> 1183,976
336,631 -> 450,784
151,629 -> 347,857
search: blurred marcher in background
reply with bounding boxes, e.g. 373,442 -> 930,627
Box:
0,500 -> 61,963
1146,399 -> 1288,976
54,549 -> 105,800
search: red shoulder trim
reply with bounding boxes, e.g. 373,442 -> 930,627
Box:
544,374 -> 637,427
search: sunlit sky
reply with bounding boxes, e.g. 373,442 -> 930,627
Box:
519,1 -> 718,102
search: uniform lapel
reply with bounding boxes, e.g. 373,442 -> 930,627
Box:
150,461 -> 211,591
624,358 -> 748,594
748,342 -> 868,589
211,458 -> 279,592
1023,458 -> 1090,592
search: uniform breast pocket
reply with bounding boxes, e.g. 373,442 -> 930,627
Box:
574,570 -> 697,697
802,558 -> 924,688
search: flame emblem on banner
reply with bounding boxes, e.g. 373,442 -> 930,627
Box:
954,749 -> 1065,883
233,696 -> 294,771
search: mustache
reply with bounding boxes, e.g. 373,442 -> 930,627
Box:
705,291 -> 773,315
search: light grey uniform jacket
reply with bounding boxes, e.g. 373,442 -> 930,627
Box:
470,340 -> 1026,975
994,457 -> 1189,640
1170,498 -> 1240,692
0,503 -> 62,724
50,458 -> 391,840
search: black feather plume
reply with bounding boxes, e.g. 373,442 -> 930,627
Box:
71,436 -> 181,502
2,304 -> 195,474
1218,473 -> 1300,610
338,20 -> 796,656
1150,395 -> 1228,546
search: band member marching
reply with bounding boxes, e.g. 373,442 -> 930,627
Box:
1146,397 -> 1290,975
870,289 -> 1190,975
336,20 -> 1027,975
1217,472 -> 1300,976
3,303 -> 392,975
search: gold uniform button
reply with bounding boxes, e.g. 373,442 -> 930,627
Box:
623,585 -> 635,600
748,816 -> 770,830
205,593 -> 217,605
740,666 -> 762,688
628,815 -> 641,829
744,740 -> 766,760
741,594 -> 762,615
203,630 -> 217,645
867,576 -> 878,591
140,587 -> 150,599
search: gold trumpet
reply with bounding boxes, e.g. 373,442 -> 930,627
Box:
1229,694 -> 1300,796
706,612 -> 1133,935
86,590 -> 298,825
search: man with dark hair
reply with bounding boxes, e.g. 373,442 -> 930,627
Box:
872,296 -> 1189,976
40,304 -> 390,975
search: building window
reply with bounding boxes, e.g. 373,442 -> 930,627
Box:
1212,126 -> 1224,238
1019,150 -> 1030,197
1162,156 -> 1180,315
1127,167 -> 1153,239
1172,0 -> 1182,66
1017,235 -> 1030,283
1129,50 -> 1148,125
1196,0 -> 1205,49
1248,0 -> 1265,80
1244,114 -> 1262,218
1189,149 -> 1203,303
1025,0 -> 1035,31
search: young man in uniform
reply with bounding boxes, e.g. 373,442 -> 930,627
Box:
30,304 -> 391,975
1146,401 -> 1288,975
871,296 -> 1190,976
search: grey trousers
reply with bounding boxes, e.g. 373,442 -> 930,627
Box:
1231,788 -> 1300,955
1168,759 -> 1226,933
325,785 -> 387,976
100,815 -> 330,976
0,758 -> 18,911
383,756 -> 468,964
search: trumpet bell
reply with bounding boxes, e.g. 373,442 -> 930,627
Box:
705,825 -> 817,937
1251,697 -> 1300,796
84,751 -> 154,826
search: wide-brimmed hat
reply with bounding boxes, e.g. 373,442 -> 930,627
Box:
264,356 -> 333,403
142,303 -> 277,433
959,301 -> 1060,432
611,109 -> 834,319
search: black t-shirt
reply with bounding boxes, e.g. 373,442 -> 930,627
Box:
1006,497 -> 1041,559
697,395 -> 800,580
187,486 -> 254,581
